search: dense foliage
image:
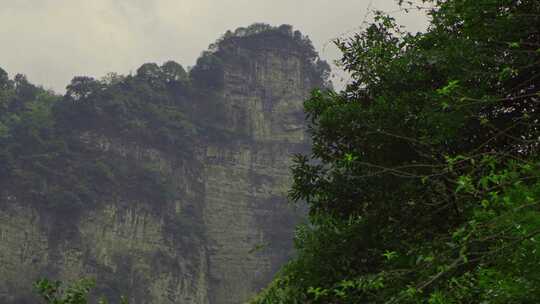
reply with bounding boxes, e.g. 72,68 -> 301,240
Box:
252,0 -> 540,303
191,23 -> 331,90
34,278 -> 127,304
2,24 -> 331,303
1,24 -> 328,219
0,63 -> 188,217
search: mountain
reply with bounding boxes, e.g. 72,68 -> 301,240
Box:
0,24 -> 330,304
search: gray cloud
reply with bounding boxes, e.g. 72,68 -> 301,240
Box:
0,0 -> 428,92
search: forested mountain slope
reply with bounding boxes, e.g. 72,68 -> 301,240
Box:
0,24 -> 329,304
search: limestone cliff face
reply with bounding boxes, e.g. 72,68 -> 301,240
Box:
203,36 -> 314,304
0,26 -> 324,304
0,136 -> 210,304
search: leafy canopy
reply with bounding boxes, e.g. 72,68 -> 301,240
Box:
252,0 -> 540,303
34,278 -> 127,304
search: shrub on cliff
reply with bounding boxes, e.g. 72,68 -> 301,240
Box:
34,278 -> 128,304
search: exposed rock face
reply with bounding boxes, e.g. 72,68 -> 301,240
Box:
1,136 -> 211,304
0,26 -> 324,304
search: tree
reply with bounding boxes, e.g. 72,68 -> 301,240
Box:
252,0 -> 540,303
100,72 -> 125,86
0,67 -> 12,114
0,67 -> 10,90
136,63 -> 161,80
161,61 -> 188,83
14,74 -> 37,97
190,51 -> 224,89
66,76 -> 102,102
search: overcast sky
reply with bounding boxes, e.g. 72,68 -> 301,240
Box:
0,0 -> 428,93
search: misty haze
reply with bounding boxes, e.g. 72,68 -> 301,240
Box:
0,1 -> 539,303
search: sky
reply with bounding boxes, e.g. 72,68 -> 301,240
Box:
0,0 -> 429,93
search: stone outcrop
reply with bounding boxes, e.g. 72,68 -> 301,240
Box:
0,26 -> 326,304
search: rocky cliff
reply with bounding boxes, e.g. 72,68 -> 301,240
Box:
0,24 -> 329,304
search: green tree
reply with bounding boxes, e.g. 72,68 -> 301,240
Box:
0,67 -> 10,90
252,0 -> 540,303
66,76 -> 102,102
161,61 -> 188,83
